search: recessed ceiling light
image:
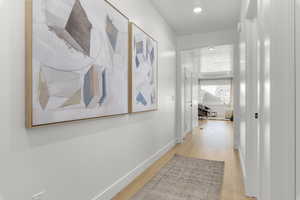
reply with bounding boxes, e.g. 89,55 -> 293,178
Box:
193,7 -> 203,14
208,47 -> 216,51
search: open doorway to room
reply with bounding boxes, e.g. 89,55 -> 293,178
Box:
198,44 -> 234,122
180,44 -> 235,135
177,43 -> 253,200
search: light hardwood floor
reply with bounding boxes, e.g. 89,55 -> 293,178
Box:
113,120 -> 255,200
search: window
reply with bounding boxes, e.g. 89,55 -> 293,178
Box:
199,79 -> 232,106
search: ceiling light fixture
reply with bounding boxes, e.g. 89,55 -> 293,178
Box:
193,7 -> 203,14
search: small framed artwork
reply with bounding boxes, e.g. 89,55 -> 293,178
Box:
129,23 -> 158,113
26,0 -> 129,128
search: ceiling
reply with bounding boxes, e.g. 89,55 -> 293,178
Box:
151,0 -> 241,35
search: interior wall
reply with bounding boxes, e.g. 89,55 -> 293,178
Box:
180,51 -> 194,137
239,16 -> 261,198
259,0 -> 295,198
240,0 -> 296,199
239,19 -> 247,174
260,0 -> 295,197
297,0 -> 300,199
177,30 -> 240,148
179,50 -> 200,139
192,74 -> 199,128
238,6 -> 255,188
177,29 -> 239,51
0,0 -> 177,200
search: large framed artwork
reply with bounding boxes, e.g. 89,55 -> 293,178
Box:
26,0 -> 129,128
129,23 -> 158,113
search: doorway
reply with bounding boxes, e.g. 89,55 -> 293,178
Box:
179,44 -> 236,138
184,68 -> 193,137
178,43 -> 252,200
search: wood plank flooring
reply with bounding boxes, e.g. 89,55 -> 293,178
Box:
113,120 -> 255,200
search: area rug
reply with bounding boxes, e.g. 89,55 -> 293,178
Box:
130,155 -> 225,200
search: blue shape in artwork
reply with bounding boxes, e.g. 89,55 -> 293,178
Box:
150,47 -> 155,65
151,93 -> 155,105
99,69 -> 107,105
136,55 -> 140,68
146,39 -> 149,60
83,69 -> 93,107
136,41 -> 143,54
136,92 -> 147,106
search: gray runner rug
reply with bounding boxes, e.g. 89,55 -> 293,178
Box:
130,155 -> 224,200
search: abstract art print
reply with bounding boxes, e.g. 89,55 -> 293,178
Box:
129,23 -> 158,113
26,0 -> 129,127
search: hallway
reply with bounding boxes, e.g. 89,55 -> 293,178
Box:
1,0 -> 296,199
114,120 -> 255,200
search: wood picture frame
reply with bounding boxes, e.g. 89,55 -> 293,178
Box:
129,23 -> 159,113
26,0 -> 130,128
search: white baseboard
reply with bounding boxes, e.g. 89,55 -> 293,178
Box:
238,148 -> 247,186
91,140 -> 176,200
239,148 -> 254,197
238,148 -> 258,198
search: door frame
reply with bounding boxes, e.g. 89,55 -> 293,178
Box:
183,68 -> 193,138
243,18 -> 259,197
176,50 -> 196,144
295,0 -> 300,198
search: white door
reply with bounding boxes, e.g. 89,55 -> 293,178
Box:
192,74 -> 199,129
242,18 -> 259,197
296,0 -> 300,198
184,68 -> 193,137
256,14 -> 272,200
246,19 -> 259,197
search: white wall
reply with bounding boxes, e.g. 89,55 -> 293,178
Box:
177,29 -> 239,51
297,1 -> 300,199
192,75 -> 199,128
258,0 -> 295,196
177,30 -> 240,148
0,0 -> 177,200
238,17 -> 247,175
239,14 -> 260,198
179,50 -> 199,139
240,0 -> 296,199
